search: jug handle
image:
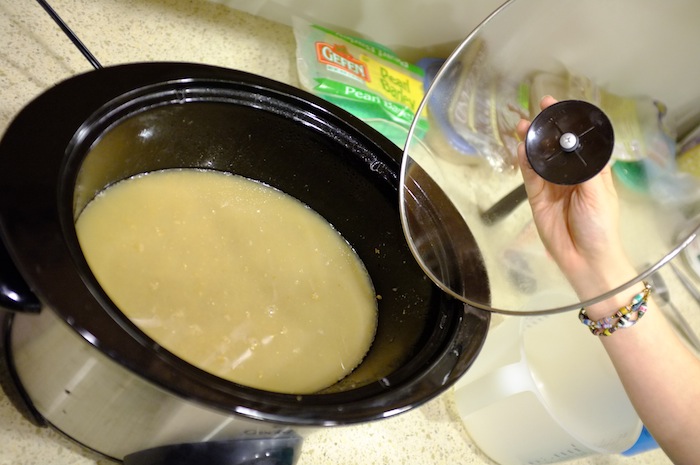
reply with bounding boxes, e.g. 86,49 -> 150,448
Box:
454,361 -> 533,416
0,240 -> 41,313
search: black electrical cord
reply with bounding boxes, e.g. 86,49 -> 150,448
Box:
35,0 -> 103,70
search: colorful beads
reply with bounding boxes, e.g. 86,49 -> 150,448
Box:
579,282 -> 652,336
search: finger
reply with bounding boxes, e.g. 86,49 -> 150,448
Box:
517,139 -> 540,184
516,140 -> 529,172
597,162 -> 617,192
517,139 -> 546,201
540,95 -> 558,110
516,118 -> 530,141
516,117 -> 549,198
517,96 -> 557,142
515,119 -> 532,172
517,96 -> 559,193
516,119 -> 535,174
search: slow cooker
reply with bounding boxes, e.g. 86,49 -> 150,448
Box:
0,62 -> 490,463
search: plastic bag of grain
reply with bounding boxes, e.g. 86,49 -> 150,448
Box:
293,18 -> 428,148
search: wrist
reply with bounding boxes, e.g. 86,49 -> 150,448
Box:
582,287 -> 641,320
579,281 -> 652,336
568,259 -> 639,320
577,275 -> 646,321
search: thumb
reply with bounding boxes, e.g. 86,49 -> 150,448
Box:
516,119 -> 543,192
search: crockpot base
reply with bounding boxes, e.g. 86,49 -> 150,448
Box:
123,436 -> 303,465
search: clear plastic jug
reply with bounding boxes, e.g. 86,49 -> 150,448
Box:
453,299 -> 644,464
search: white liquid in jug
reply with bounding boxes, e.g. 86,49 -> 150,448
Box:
76,169 -> 378,394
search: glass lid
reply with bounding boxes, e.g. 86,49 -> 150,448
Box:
401,0 -> 700,314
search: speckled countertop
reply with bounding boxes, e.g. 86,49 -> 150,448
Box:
0,1 -> 694,464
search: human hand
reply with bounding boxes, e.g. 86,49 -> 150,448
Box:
516,96 -> 637,302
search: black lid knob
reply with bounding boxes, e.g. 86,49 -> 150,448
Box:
525,100 -> 614,185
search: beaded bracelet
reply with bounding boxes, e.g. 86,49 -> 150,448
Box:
578,281 -> 652,336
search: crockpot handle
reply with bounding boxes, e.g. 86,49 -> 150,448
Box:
123,436 -> 303,465
0,240 -> 41,313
